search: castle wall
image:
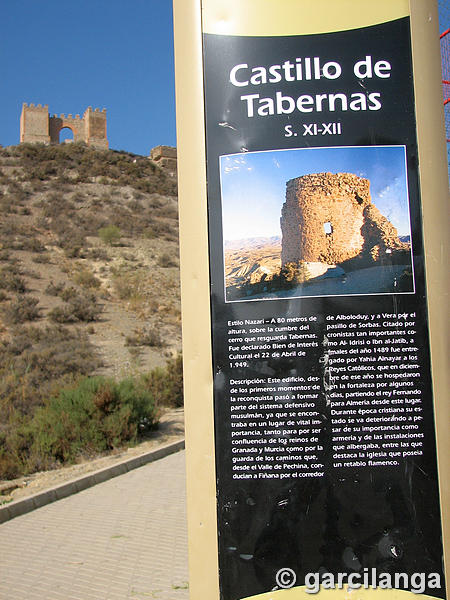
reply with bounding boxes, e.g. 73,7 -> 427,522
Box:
49,114 -> 85,144
150,145 -> 177,175
151,145 -> 177,161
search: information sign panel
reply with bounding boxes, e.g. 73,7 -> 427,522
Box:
173,2 -> 449,598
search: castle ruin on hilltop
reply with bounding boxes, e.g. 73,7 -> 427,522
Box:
150,145 -> 177,176
280,172 -> 409,266
20,103 -> 108,149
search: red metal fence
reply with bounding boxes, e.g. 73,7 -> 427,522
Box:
439,1 -> 450,142
441,28 -> 450,141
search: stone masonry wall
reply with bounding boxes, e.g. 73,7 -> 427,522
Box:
280,172 -> 408,266
150,146 -> 177,175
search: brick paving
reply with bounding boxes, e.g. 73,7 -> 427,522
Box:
0,451 -> 188,600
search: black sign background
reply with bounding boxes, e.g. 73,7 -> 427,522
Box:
202,17 -> 446,600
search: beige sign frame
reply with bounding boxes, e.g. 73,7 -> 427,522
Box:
173,1 -> 449,598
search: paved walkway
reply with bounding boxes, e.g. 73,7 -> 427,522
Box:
0,451 -> 188,600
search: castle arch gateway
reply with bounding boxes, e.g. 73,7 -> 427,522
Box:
49,116 -> 83,144
20,103 -> 108,149
59,127 -> 75,143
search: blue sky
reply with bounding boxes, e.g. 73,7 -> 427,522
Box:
0,1 -> 176,155
0,2 -> 446,159
220,145 -> 411,240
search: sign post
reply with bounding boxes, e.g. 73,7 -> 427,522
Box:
174,1 -> 449,598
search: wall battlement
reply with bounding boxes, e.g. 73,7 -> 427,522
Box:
20,103 -> 108,149
23,103 -> 48,110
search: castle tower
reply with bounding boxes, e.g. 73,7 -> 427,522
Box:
20,104 -> 50,144
83,107 -> 108,149
20,104 -> 108,149
281,172 -> 371,266
280,172 -> 407,267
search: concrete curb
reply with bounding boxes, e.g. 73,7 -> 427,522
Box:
0,439 -> 185,524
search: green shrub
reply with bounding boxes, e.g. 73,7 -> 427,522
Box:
125,327 -> 164,348
112,270 -> 145,301
0,413 -> 34,478
48,293 -> 102,323
0,266 -> 27,293
98,225 -> 121,246
28,376 -> 158,467
0,325 -> 102,446
0,337 -> 183,478
69,293 -> 102,321
142,355 -> 183,408
88,247 -> 109,261
48,296 -> 102,323
3,296 -> 40,324
59,286 -> 78,302
158,252 -> 177,268
45,281 -> 65,296
0,448 -> 23,480
32,253 -> 51,264
20,237 -> 46,253
71,192 -> 86,203
0,196 -> 15,214
73,268 -> 101,289
61,231 -> 87,258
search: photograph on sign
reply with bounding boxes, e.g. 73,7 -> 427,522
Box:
221,145 -> 414,302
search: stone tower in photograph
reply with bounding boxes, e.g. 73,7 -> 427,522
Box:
280,172 -> 408,266
20,103 -> 108,149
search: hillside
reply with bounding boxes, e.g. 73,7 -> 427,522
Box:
0,143 -> 182,479
224,236 -> 281,289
